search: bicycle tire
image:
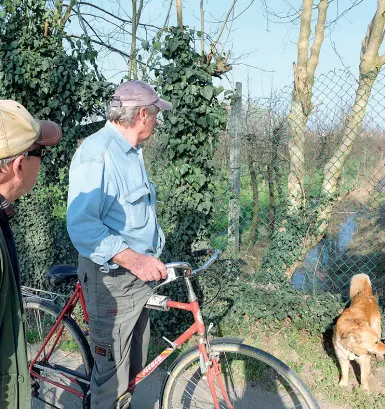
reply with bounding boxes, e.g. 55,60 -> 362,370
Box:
161,338 -> 320,409
23,297 -> 92,409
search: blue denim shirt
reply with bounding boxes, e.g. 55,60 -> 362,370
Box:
67,121 -> 165,268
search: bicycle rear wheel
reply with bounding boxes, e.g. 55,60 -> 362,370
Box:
23,298 -> 92,409
161,339 -> 320,409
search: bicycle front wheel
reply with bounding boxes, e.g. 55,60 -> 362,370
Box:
161,340 -> 320,409
24,298 -> 92,409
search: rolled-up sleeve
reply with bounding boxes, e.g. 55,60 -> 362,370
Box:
67,160 -> 129,267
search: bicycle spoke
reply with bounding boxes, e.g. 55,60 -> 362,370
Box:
167,371 -> 207,408
163,345 -> 318,409
222,352 -> 238,406
25,300 -> 91,409
169,366 -> 235,409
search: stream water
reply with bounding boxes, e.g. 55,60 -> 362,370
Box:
291,215 -> 358,293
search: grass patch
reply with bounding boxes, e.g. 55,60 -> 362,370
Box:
149,323 -> 385,409
60,338 -> 81,353
231,324 -> 385,409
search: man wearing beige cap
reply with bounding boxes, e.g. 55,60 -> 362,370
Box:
67,80 -> 172,409
0,100 -> 62,409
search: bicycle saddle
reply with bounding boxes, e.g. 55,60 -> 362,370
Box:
47,265 -> 78,286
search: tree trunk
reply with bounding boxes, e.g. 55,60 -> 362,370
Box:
267,164 -> 275,233
247,135 -> 260,244
287,0 -> 328,210
284,1 -> 385,280
322,73 -> 377,196
287,98 -> 308,209
322,0 -> 385,196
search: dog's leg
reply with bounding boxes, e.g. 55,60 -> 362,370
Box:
337,356 -> 350,387
357,354 -> 371,390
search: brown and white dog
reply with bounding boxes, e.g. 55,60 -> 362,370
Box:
333,274 -> 385,390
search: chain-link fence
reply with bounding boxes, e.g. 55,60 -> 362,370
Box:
14,68 -> 385,317
209,69 -> 385,302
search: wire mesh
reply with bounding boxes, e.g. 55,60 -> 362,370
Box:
211,69 -> 385,302
14,68 -> 385,310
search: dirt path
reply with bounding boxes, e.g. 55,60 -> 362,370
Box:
131,370 -> 350,409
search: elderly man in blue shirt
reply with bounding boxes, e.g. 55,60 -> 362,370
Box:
67,80 -> 172,409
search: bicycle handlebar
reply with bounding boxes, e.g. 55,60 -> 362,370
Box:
147,249 -> 221,295
190,249 -> 220,276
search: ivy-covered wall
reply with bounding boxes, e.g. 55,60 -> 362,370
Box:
0,0 -> 113,287
151,27 -> 228,261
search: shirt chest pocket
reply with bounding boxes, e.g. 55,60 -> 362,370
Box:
123,184 -> 150,230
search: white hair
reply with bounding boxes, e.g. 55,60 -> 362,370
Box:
106,104 -> 158,127
0,150 -> 28,169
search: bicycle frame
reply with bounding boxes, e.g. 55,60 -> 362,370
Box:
29,278 -> 234,409
29,282 -> 89,398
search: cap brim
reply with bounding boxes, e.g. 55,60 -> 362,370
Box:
155,98 -> 173,111
36,120 -> 62,147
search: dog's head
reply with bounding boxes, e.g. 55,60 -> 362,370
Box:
341,322 -> 385,356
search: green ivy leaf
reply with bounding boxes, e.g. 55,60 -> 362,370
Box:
141,40 -> 150,50
200,86 -> 214,101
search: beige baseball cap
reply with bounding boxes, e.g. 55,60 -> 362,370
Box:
0,100 -> 62,159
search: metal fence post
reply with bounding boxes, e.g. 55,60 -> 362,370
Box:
228,82 -> 242,254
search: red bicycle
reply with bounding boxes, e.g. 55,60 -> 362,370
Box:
22,249 -> 320,409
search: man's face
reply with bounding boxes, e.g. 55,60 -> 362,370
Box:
22,154 -> 42,194
13,149 -> 43,199
139,106 -> 160,142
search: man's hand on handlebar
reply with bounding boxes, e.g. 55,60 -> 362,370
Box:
111,248 -> 167,282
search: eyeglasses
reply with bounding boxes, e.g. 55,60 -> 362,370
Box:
26,149 -> 46,158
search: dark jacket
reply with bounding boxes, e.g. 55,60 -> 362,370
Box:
0,203 -> 30,409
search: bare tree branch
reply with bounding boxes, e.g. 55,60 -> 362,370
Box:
62,0 -> 76,26
200,0 -> 205,56
70,1 -> 161,30
129,0 -> 144,79
145,0 -> 173,70
212,0 -> 238,51
296,0 -> 312,83
72,12 -> 133,35
307,0 -> 328,86
64,34 -> 135,61
361,0 -> 385,66
176,0 -> 183,29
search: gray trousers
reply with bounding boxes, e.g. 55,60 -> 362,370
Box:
78,256 -> 151,409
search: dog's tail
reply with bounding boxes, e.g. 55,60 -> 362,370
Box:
350,274 -> 372,299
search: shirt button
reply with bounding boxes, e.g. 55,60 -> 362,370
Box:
18,375 -> 24,383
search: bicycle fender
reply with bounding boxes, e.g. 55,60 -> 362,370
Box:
210,337 -> 244,345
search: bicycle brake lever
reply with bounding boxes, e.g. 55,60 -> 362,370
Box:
146,262 -> 192,296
